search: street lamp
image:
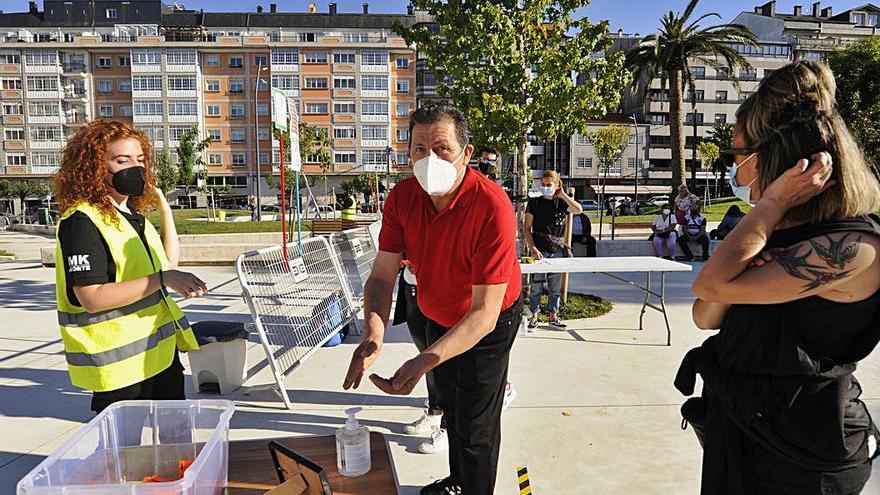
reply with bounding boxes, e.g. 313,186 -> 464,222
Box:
630,114 -> 639,205
253,63 -> 269,217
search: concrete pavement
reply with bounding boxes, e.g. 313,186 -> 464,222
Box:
1,230 -> 879,494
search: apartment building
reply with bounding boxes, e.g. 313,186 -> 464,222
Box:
0,0 -> 416,205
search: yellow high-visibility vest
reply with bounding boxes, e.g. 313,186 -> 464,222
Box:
55,202 -> 199,392
340,195 -> 357,220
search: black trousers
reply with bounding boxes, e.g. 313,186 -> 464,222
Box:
426,300 -> 522,494
403,281 -> 445,419
678,233 -> 710,260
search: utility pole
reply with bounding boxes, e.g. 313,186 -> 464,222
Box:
631,114 -> 638,204
691,91 -> 698,191
253,61 -> 268,217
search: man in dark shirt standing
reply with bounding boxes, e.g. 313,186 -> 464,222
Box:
343,104 -> 522,495
523,170 -> 582,329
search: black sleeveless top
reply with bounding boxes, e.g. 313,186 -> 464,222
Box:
675,215 -> 880,494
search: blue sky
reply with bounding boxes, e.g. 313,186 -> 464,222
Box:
2,1 -> 866,35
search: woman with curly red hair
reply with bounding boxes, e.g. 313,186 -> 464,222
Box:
54,120 -> 207,413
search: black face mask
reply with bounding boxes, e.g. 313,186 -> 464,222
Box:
110,167 -> 145,196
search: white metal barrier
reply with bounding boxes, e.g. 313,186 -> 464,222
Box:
329,226 -> 377,306
236,237 -> 356,409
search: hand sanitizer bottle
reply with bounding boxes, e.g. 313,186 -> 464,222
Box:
336,407 -> 371,477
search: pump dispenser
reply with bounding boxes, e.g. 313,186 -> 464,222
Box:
336,407 -> 371,477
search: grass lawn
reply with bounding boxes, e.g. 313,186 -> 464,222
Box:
594,196 -> 751,224
146,208 -> 313,235
534,292 -> 613,322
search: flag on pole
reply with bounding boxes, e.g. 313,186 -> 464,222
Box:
287,97 -> 302,172
271,88 -> 288,132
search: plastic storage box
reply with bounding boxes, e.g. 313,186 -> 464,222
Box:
17,399 -> 235,495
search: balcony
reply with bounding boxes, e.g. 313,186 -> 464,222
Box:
132,90 -> 162,98
167,89 -> 198,98
64,113 -> 87,125
31,166 -> 59,175
133,114 -> 162,123
3,140 -> 24,151
360,90 -> 388,98
360,64 -> 389,73
361,139 -> 388,148
165,63 -> 199,73
30,140 -> 63,149
1,89 -> 22,99
271,64 -> 299,73
27,90 -> 61,99
63,89 -> 87,100
131,64 -> 162,73
29,115 -> 63,124
361,114 -> 388,123
279,89 -> 300,98
168,114 -> 199,123
2,115 -> 23,125
25,64 -> 60,74
62,63 -> 87,74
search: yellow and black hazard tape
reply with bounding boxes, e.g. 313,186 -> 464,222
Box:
517,465 -> 532,494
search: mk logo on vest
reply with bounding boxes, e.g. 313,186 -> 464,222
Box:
67,254 -> 91,272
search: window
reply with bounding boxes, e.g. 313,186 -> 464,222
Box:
118,80 -> 131,92
334,102 -> 356,114
232,153 -> 246,166
259,152 -> 269,165
334,127 -> 356,139
206,105 -> 221,117
139,126 -> 164,142
257,79 -> 268,91
648,113 -> 668,124
396,128 -> 408,142
714,113 -> 727,124
362,150 -> 386,168
361,51 -> 388,66
106,8 -> 117,19
344,33 -> 370,43
205,54 -> 220,66
361,101 -> 388,116
739,91 -> 754,102
716,67 -> 729,79
99,105 -> 113,117
0,54 -> 20,64
304,52 -> 327,64
396,103 -> 411,116
854,13 -> 866,25
208,153 -> 222,165
576,134 -> 590,145
4,129 -> 24,140
31,152 -> 58,167
396,80 -> 409,93
688,89 -> 704,101
133,100 -> 163,116
6,154 -> 25,166
305,77 -> 328,89
97,57 -> 111,69
335,151 -> 356,164
692,66 -> 706,78
396,57 -> 409,69
168,76 -> 197,91
1,78 -> 21,90
305,102 -> 328,114
166,50 -> 196,66
577,158 -> 593,169
206,79 -> 220,92
204,129 -> 221,142
627,158 -> 644,170
98,80 -> 113,93
739,68 -> 757,80
685,112 -> 704,124
257,103 -> 269,116
26,76 -> 59,92
334,52 -> 356,64
363,126 -> 388,141
25,51 -> 57,67
299,32 -> 317,42
361,75 -> 388,91
3,103 -> 22,115
271,50 -> 299,66
168,101 -> 198,116
229,80 -> 244,93
396,153 -> 409,165
229,56 -> 243,68
869,13 -> 879,26
230,104 -> 245,118
28,102 -> 59,116
254,55 -> 268,67
168,126 -> 191,141
231,128 -> 245,142
30,127 -> 62,142
132,50 -> 161,66
306,153 -> 321,163
715,90 -> 728,102
334,77 -> 356,89
257,127 -> 270,140
271,75 -> 299,91
132,75 -> 162,91
120,105 -> 132,117
118,56 -> 130,67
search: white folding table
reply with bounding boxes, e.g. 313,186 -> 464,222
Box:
520,257 -> 692,346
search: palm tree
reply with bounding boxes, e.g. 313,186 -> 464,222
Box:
625,0 -> 757,186
707,122 -> 734,197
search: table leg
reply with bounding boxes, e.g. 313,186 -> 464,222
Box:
660,272 -> 671,346
639,271 -> 651,331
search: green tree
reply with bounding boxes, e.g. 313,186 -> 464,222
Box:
588,124 -> 631,234
396,0 -> 631,251
625,0 -> 756,187
175,126 -> 211,208
696,140 -> 719,205
267,123 -> 334,214
154,147 -> 178,198
10,180 -> 50,223
0,179 -> 11,213
828,37 -> 880,170
706,122 -> 734,197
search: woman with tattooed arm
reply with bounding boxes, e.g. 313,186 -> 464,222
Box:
676,60 -> 880,494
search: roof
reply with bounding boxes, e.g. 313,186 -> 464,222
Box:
162,11 -> 415,29
0,13 -> 44,28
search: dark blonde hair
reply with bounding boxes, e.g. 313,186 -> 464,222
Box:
542,170 -> 561,186
54,120 -> 157,224
736,60 -> 880,225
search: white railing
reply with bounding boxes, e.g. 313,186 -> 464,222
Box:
26,90 -> 61,99
131,64 -> 162,73
361,114 -> 388,123
360,90 -> 387,98
30,141 -> 63,149
168,114 -> 198,123
132,114 -> 162,123
63,90 -> 87,100
29,115 -> 63,124
132,90 -> 162,98
360,64 -> 389,73
31,166 -> 59,174
167,89 -> 198,98
360,140 -> 387,148
25,64 -> 60,74
271,64 -> 299,72
165,64 -> 199,73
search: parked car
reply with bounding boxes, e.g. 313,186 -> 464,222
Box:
579,199 -> 599,211
647,195 -> 669,207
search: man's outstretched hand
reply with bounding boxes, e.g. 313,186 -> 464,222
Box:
369,354 -> 434,396
343,337 -> 383,390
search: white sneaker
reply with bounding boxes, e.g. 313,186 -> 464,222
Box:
418,426 -> 449,454
502,382 -> 517,411
404,411 -> 442,436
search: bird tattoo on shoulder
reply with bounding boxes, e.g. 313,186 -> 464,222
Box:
773,234 -> 862,293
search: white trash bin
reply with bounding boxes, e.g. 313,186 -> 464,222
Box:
186,321 -> 249,395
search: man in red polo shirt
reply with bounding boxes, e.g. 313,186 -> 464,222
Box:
343,103 -> 522,495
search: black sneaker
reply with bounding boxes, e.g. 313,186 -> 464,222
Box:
421,477 -> 462,495
527,315 -> 539,329
548,318 -> 567,329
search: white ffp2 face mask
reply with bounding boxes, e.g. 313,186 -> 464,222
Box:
413,148 -> 466,196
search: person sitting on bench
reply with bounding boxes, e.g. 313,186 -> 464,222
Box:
678,201 -> 710,262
